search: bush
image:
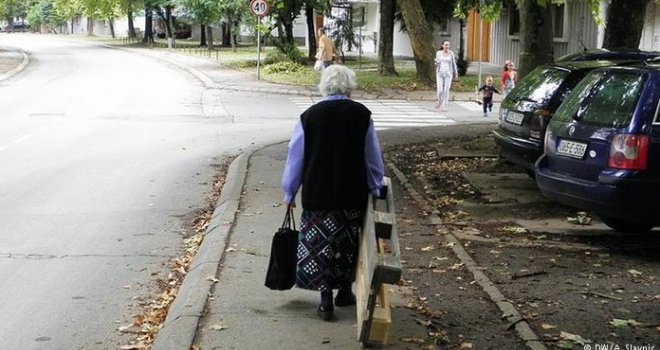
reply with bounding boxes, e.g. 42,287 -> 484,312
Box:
263,50 -> 290,65
263,61 -> 305,74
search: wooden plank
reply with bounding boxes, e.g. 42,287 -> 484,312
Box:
374,211 -> 394,239
356,197 -> 376,342
368,284 -> 392,344
357,177 -> 401,346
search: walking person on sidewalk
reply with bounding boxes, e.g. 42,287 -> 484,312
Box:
434,40 -> 459,112
316,27 -> 334,69
281,65 -> 385,321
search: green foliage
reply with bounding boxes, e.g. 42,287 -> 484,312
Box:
263,60 -> 305,74
176,0 -> 220,25
273,40 -> 304,63
453,0 -> 503,22
263,49 -> 289,65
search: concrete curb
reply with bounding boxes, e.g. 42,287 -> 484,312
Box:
0,48 -> 29,82
152,152 -> 250,350
385,159 -> 546,350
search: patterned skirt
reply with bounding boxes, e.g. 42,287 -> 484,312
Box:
295,209 -> 364,292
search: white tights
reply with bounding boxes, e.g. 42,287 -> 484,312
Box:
436,71 -> 453,106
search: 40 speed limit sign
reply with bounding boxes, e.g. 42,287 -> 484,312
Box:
250,0 -> 270,17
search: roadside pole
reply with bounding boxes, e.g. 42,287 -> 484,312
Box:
250,0 -> 271,81
257,17 -> 261,80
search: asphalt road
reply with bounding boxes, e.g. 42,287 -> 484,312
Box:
0,35 -> 297,349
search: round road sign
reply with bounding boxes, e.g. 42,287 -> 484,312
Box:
250,0 -> 270,17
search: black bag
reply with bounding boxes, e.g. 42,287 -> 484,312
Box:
264,207 -> 299,290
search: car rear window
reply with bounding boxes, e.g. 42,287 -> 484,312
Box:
553,70 -> 645,127
507,67 -> 568,103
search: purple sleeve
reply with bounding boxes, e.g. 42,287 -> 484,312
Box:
364,120 -> 384,196
281,121 -> 304,204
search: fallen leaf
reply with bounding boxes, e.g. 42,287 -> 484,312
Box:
559,331 -> 591,345
421,246 -> 434,252
567,211 -> 592,225
206,276 -> 219,283
210,324 -> 227,331
416,319 -> 432,327
609,318 -> 642,327
401,337 -> 425,344
541,323 -> 557,330
460,342 -> 473,349
499,226 -> 528,234
628,269 -> 643,277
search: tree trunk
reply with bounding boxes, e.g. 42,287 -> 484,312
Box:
200,24 -> 207,47
143,7 -> 154,44
378,0 -> 397,76
128,10 -> 136,38
206,25 -> 214,49
165,6 -> 174,48
109,19 -> 115,38
602,0 -> 650,50
395,0 -> 435,84
87,17 -> 94,36
221,22 -> 230,47
305,5 -> 316,61
233,21 -> 239,49
518,0 -> 553,78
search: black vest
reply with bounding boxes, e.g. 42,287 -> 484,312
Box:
300,99 -> 372,210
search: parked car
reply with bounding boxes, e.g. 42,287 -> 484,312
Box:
556,48 -> 660,62
493,60 -> 623,173
535,64 -> 660,232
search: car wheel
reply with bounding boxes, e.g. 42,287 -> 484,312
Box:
600,216 -> 654,233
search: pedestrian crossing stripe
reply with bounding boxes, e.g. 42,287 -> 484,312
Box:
289,98 -> 456,130
454,101 -> 488,112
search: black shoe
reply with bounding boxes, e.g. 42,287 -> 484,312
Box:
317,291 -> 334,321
335,289 -> 356,307
317,304 -> 334,321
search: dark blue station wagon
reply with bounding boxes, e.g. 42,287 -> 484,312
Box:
535,64 -> 660,232
493,61 -> 629,173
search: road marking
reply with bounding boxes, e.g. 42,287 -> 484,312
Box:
13,135 -> 31,143
290,98 -> 456,130
0,134 -> 33,153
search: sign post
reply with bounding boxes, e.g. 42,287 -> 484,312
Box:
249,0 -> 271,80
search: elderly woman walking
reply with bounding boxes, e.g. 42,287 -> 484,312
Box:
281,65 -> 385,321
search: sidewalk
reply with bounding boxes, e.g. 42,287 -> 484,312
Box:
0,45 -> 29,82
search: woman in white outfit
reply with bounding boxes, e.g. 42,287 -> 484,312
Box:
434,40 -> 459,112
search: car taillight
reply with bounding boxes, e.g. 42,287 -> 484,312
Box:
544,129 -> 553,154
530,109 -> 551,139
608,134 -> 648,170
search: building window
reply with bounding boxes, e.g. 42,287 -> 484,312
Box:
508,5 -> 520,36
551,2 -> 567,39
439,18 -> 449,35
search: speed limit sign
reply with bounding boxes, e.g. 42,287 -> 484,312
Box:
250,0 -> 270,17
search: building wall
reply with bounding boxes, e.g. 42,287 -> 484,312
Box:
640,2 -> 660,51
489,0 -> 600,68
68,16 -> 146,37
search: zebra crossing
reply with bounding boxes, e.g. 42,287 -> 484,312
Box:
289,97 -> 456,130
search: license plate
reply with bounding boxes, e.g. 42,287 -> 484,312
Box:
505,111 -> 525,125
557,139 -> 587,159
